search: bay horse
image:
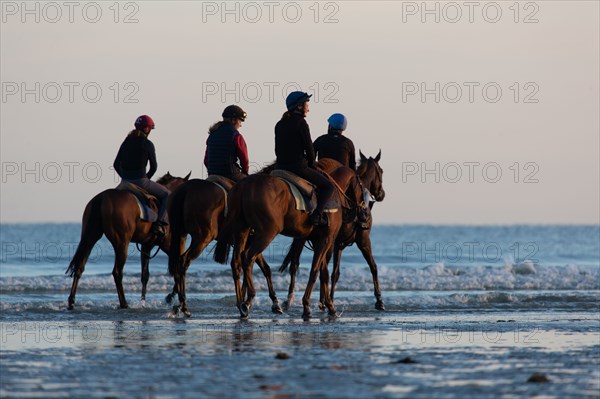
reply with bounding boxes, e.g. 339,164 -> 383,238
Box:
166,178 -> 282,317
280,151 -> 386,311
213,164 -> 361,319
65,172 -> 190,309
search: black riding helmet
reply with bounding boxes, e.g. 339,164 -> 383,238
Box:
222,105 -> 247,121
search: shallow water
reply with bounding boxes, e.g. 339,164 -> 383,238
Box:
1,224 -> 599,398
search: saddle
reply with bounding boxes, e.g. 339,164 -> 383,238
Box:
270,170 -> 339,213
206,175 -> 235,217
115,181 -> 159,222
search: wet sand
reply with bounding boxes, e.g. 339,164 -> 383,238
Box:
1,294 -> 599,399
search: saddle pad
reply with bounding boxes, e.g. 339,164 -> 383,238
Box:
115,181 -> 158,222
206,175 -> 235,192
132,196 -> 158,222
205,175 -> 234,218
270,169 -> 315,197
278,179 -> 315,212
271,170 -> 339,213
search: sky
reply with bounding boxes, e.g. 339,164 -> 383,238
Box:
1,1 -> 599,224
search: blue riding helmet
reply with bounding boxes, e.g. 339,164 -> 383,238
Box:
286,91 -> 312,111
327,113 -> 348,131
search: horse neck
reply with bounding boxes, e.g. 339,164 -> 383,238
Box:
164,179 -> 184,191
358,164 -> 375,193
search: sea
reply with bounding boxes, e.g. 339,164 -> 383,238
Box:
1,224 -> 599,398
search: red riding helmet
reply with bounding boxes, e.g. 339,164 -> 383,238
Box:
134,115 -> 155,130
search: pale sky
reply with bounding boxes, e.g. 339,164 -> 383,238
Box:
1,1 -> 599,224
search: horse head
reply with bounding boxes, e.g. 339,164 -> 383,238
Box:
358,150 -> 385,202
157,171 -> 191,190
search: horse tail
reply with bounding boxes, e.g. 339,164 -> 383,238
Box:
66,193 -> 104,277
278,249 -> 293,273
167,184 -> 188,276
279,238 -> 305,273
214,183 -> 245,264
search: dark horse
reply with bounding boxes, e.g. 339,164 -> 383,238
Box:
166,178 -> 282,317
65,172 -> 190,309
213,164 -> 362,319
279,151 -> 386,311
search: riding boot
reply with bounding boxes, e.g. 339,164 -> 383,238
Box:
310,210 -> 329,226
151,220 -> 167,240
357,204 -> 371,229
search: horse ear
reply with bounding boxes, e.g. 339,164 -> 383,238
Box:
375,150 -> 381,162
166,171 -> 171,176
359,151 -> 367,163
185,171 -> 191,181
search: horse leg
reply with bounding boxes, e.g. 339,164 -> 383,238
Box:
302,239 -> 331,320
140,244 -> 152,301
330,243 -> 343,303
239,232 -> 277,318
178,231 -> 212,317
320,245 -> 337,317
166,233 -> 186,305
231,228 -> 250,317
283,238 -> 305,311
111,243 -> 129,309
357,232 -> 384,310
255,254 -> 282,314
67,230 -> 102,310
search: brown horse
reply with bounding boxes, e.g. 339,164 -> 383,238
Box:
65,172 -> 190,309
280,151 -> 386,311
213,164 -> 361,319
166,178 -> 282,317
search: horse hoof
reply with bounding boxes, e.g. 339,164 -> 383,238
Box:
318,302 -> 327,311
120,304 -> 129,309
67,303 -> 74,310
165,294 -> 174,304
282,301 -> 291,311
182,308 -> 192,318
375,300 -> 385,311
171,305 -> 180,315
302,310 -> 311,320
272,303 -> 283,315
240,302 -> 250,318
328,308 -> 338,317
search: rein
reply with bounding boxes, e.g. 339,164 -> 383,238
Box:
320,170 -> 353,203
136,242 -> 162,259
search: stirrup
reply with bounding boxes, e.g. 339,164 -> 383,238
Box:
151,221 -> 167,239
310,211 -> 329,226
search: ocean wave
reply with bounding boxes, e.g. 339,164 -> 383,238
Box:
1,263 -> 598,294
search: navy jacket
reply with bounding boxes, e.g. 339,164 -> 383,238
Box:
113,134 -> 157,179
275,113 -> 315,170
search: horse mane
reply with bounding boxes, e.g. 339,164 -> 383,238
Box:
156,173 -> 173,185
255,162 -> 276,175
357,158 -> 369,177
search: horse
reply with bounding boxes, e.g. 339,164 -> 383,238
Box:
213,163 -> 362,319
166,178 -> 282,317
279,151 -> 386,311
65,172 -> 190,309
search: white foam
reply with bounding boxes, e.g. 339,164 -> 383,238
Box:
1,263 -> 598,293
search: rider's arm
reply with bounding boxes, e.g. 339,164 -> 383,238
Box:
348,140 -> 357,171
313,136 -> 321,160
301,121 -> 316,167
233,132 -> 249,175
146,140 -> 157,179
113,143 -> 124,178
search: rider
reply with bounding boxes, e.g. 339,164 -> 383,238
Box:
313,113 -> 356,170
314,113 -> 371,229
113,115 -> 170,237
274,91 -> 335,226
204,105 -> 249,182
